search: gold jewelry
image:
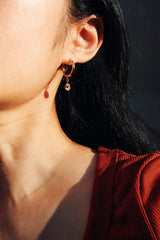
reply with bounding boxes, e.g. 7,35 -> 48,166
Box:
44,83 -> 50,99
62,59 -> 75,91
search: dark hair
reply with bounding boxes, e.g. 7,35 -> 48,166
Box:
56,0 -> 160,155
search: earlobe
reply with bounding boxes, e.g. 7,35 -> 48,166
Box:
71,15 -> 104,63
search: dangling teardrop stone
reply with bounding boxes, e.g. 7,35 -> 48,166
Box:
65,83 -> 71,91
44,90 -> 49,98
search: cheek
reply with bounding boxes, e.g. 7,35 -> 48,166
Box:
0,0 -> 64,104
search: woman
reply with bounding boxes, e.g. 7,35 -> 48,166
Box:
0,0 -> 159,239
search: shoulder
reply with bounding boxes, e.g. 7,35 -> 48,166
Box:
97,146 -> 160,180
97,146 -> 160,239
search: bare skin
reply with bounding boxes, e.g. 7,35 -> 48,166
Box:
0,0 -> 103,239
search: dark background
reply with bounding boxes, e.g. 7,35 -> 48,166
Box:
119,0 -> 160,133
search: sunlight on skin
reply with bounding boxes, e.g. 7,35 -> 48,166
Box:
0,0 -> 65,108
0,0 -> 102,238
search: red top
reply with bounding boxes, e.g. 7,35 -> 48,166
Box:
83,146 -> 160,240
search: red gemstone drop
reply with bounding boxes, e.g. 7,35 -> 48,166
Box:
44,90 -> 49,98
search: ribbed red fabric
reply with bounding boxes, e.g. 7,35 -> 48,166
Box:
83,146 -> 160,240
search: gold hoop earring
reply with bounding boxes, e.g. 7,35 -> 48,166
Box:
62,59 -> 75,91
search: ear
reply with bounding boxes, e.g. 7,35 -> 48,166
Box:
67,15 -> 104,63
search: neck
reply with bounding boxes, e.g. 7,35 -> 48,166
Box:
0,93 -> 75,201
